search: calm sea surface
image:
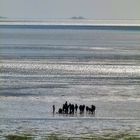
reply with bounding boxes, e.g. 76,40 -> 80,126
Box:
0,25 -> 140,138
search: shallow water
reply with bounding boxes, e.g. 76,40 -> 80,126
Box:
0,26 -> 140,138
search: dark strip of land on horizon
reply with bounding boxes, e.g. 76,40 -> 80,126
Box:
1,24 -> 140,30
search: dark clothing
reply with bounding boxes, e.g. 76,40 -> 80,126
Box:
53,105 -> 55,113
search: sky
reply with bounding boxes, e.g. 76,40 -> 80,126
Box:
0,0 -> 140,19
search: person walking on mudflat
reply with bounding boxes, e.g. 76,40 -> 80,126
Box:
53,105 -> 55,114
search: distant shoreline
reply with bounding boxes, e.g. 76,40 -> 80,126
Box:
1,19 -> 140,30
1,24 -> 140,30
0,19 -> 140,26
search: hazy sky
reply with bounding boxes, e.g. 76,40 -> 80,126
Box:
0,0 -> 140,19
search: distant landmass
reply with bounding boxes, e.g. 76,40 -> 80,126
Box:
0,16 -> 7,19
0,19 -> 140,27
70,16 -> 86,19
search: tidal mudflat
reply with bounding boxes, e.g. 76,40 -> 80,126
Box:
0,25 -> 140,139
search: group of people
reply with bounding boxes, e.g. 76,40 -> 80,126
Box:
53,101 -> 96,115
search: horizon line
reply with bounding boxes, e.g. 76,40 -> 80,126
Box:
0,19 -> 140,27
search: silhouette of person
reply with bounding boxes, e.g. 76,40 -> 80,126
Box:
53,105 -> 55,114
75,104 -> 78,112
58,108 -> 62,114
